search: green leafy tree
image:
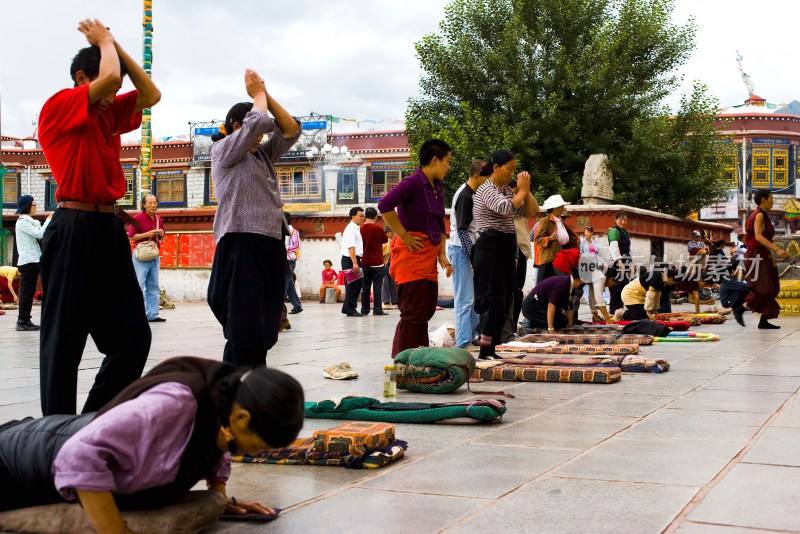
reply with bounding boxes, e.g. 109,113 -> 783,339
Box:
611,82 -> 731,216
407,0 -> 729,214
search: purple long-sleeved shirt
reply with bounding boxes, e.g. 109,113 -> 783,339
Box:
377,167 -> 446,245
53,382 -> 230,501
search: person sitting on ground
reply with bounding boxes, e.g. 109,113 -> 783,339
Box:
319,259 -> 342,303
521,269 -> 584,334
687,230 -> 708,265
0,356 -> 305,534
620,265 -> 680,321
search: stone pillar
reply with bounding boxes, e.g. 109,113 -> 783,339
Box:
581,154 -> 614,205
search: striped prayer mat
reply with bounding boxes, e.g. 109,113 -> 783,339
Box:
654,313 -> 726,325
474,363 -> 622,383
495,343 -> 640,355
503,354 -> 670,373
516,333 -> 654,345
652,332 -> 719,342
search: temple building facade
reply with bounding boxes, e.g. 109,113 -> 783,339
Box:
0,118 -> 741,300
703,95 -> 800,233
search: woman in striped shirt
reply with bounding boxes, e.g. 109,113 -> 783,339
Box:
472,150 -> 538,359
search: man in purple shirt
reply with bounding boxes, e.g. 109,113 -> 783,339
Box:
378,139 -> 454,356
521,271 -> 584,331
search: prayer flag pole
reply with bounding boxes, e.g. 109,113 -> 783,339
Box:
139,0 -> 154,200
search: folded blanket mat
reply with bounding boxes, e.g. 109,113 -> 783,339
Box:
233,422 -> 407,469
490,353 -> 669,373
652,332 -> 719,342
393,346 -> 474,393
474,358 -> 622,383
495,341 -> 640,355
304,396 -> 506,423
517,324 -> 623,335
516,333 -> 654,345
653,313 -> 726,325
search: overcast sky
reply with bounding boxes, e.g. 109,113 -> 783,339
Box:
0,0 -> 797,142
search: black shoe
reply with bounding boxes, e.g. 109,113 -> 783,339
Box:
758,316 -> 780,329
15,321 -> 40,331
373,311 -> 387,316
360,310 -> 369,316
148,317 -> 167,322
289,307 -> 303,314
346,312 -> 363,317
733,307 -> 745,327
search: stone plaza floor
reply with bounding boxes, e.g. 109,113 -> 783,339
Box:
1,301 -> 800,533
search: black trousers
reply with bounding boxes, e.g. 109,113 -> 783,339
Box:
622,304 -> 648,321
341,255 -> 362,315
17,262 -> 39,324
39,208 -> 151,416
208,233 -> 287,368
361,265 -> 385,314
521,293 -> 568,329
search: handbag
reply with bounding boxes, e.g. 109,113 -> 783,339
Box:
134,218 -> 160,262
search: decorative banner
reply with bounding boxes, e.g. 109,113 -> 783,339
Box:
280,115 -> 330,162
139,0 -> 154,196
193,128 -> 215,162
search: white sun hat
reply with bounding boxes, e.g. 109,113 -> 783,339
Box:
541,194 -> 568,211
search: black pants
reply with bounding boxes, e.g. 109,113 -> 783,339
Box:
17,262 -> 39,324
474,231 -> 517,350
361,265 -> 385,314
521,293 -> 568,329
39,208 -> 151,416
208,233 -> 287,368
341,255 -> 362,315
622,304 -> 648,321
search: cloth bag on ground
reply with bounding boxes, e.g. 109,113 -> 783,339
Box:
429,321 -> 455,347
134,219 -> 160,262
393,347 -> 475,393
621,319 -> 671,337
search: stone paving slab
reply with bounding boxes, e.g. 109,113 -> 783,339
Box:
450,477 -> 699,534
2,301 -> 800,533
687,463 -> 800,531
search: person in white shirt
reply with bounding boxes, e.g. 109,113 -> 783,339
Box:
14,195 -> 52,331
340,207 -> 365,317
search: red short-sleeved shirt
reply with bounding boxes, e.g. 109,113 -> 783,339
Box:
38,84 -> 142,204
128,211 -> 165,248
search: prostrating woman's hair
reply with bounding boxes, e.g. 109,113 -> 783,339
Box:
418,139 -> 451,166
218,367 -> 305,448
211,102 -> 255,142
70,46 -> 129,85
480,149 -> 515,176
752,189 -> 772,207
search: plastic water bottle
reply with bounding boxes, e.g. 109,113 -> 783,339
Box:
383,365 -> 397,398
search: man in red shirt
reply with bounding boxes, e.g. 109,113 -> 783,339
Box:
36,19 -> 161,416
359,207 -> 389,316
